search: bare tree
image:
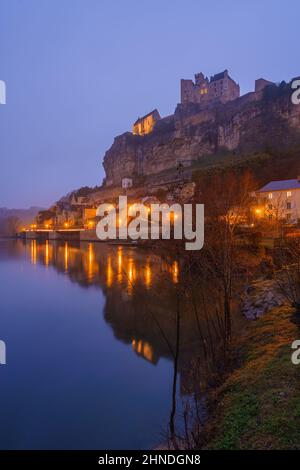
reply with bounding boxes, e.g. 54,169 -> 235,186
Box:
275,240 -> 300,316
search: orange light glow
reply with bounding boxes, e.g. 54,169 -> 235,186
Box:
45,240 -> 49,266
117,247 -> 123,283
132,339 -> 154,363
31,239 -> 37,265
127,258 -> 136,295
106,256 -> 113,287
171,260 -> 179,284
87,243 -> 97,280
145,263 -> 151,288
64,242 -> 68,272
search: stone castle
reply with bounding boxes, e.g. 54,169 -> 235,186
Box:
103,70 -> 298,188
131,70 -> 274,138
180,69 -> 240,106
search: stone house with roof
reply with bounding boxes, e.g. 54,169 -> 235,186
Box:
255,177 -> 300,223
132,109 -> 161,136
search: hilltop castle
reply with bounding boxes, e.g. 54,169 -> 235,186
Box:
132,70 -> 242,136
131,70 -> 275,137
102,70 -> 298,188
181,69 -> 240,105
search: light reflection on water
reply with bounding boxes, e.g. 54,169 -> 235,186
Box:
28,239 -> 179,293
1,239 -> 201,450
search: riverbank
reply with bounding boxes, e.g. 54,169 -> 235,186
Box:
203,305 -> 300,450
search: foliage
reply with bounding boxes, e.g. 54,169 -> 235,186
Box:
275,241 -> 300,314
204,306 -> 300,449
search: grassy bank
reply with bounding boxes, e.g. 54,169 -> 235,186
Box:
204,306 -> 300,450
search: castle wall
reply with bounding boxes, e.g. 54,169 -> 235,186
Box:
255,78 -> 274,93
181,70 -> 240,106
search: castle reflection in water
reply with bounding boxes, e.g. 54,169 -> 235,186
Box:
9,239 -> 213,395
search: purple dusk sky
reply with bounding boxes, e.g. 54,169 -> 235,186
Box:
0,0 -> 299,209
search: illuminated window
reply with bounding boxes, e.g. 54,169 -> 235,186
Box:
268,193 -> 273,199
287,191 -> 292,197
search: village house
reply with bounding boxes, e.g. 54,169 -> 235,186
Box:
55,208 -> 82,227
255,177 -> 300,223
83,207 -> 97,228
132,109 -> 161,136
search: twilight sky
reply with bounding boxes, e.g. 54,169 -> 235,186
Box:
0,0 -> 299,208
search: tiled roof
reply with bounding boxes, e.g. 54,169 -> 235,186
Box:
133,109 -> 160,126
257,179 -> 300,192
210,71 -> 226,82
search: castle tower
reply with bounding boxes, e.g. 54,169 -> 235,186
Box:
180,70 -> 240,106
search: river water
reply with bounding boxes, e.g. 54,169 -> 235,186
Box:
0,239 -> 205,449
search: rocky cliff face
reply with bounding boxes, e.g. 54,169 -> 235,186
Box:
103,83 -> 300,186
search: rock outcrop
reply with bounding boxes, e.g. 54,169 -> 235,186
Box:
241,279 -> 286,320
103,82 -> 300,187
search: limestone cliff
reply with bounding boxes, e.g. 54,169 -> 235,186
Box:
103,83 -> 300,186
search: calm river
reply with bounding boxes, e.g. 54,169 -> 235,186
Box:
0,239 -> 204,449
